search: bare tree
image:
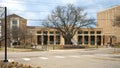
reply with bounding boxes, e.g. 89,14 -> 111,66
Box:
12,26 -> 27,46
43,4 -> 95,44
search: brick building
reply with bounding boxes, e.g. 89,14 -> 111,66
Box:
1,14 -> 27,47
97,5 -> 120,45
1,5 -> 120,47
27,26 -> 103,46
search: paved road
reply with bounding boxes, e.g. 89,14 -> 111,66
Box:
0,48 -> 120,68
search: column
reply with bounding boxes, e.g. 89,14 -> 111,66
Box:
60,35 -> 63,45
47,31 -> 50,45
54,31 -> 56,45
101,35 -> 103,46
88,29 -> 90,45
88,35 -> 90,45
41,31 -> 44,45
82,35 -> 84,45
95,31 -> 97,45
95,35 -> 97,45
35,35 -> 37,45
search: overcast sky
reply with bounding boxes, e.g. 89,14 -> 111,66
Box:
0,0 -> 120,26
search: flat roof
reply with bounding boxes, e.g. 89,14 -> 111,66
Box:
98,4 -> 120,13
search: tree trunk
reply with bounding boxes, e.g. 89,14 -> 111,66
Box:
64,37 -> 72,45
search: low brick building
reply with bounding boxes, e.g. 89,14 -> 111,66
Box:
0,5 -> 120,47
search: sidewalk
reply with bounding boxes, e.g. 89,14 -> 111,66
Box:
94,54 -> 120,61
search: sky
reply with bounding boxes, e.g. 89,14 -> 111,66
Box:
0,0 -> 120,26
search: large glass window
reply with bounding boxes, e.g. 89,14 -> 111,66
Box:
12,19 -> 18,30
97,36 -> 101,45
12,19 -> 17,26
37,36 -> 42,45
78,36 -> 82,44
56,36 -> 60,44
84,36 -> 88,44
50,36 -> 54,44
90,36 -> 95,45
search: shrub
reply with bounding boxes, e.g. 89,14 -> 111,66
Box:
63,45 -> 85,49
111,42 -> 120,48
0,61 -> 41,68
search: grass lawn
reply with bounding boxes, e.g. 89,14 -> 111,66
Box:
0,44 -> 109,52
0,47 -> 43,52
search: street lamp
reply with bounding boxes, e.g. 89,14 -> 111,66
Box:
0,7 -> 8,62
4,7 -> 8,62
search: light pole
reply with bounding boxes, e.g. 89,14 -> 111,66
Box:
0,6 -> 8,62
4,7 -> 8,62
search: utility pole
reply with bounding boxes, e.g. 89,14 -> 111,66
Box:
3,7 -> 8,62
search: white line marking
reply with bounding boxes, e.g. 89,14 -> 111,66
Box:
54,56 -> 65,58
39,57 -> 48,60
22,58 -> 31,61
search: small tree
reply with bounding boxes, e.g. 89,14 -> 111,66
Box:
43,4 -> 95,44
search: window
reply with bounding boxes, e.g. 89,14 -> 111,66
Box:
78,36 -> 82,44
50,36 -> 54,44
50,31 -> 54,34
12,19 -> 18,30
37,31 -> 41,34
78,31 -> 82,34
90,31 -> 94,34
84,36 -> 88,44
43,31 -> 47,35
55,31 -> 60,34
97,31 -> 101,34
84,31 -> 88,34
56,36 -> 60,44
12,19 -> 17,26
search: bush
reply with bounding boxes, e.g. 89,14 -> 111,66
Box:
63,45 -> 85,49
0,48 -> 2,51
0,61 -> 41,68
111,42 -> 120,48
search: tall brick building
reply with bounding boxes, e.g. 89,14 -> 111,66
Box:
97,5 -> 120,45
1,14 -> 27,46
